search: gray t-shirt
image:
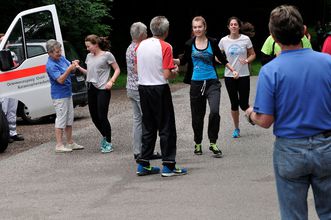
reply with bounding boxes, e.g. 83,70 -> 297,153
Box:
85,51 -> 116,89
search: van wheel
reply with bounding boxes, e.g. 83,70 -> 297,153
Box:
0,108 -> 9,153
17,102 -> 43,124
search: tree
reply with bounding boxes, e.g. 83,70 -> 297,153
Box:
43,0 -> 113,57
0,0 -> 113,58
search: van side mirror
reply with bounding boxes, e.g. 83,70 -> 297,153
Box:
0,50 -> 14,71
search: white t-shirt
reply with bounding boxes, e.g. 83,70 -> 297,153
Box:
85,51 -> 116,89
136,37 -> 175,85
219,34 -> 253,77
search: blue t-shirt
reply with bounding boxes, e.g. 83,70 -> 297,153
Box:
191,42 -> 217,80
46,56 -> 72,99
254,48 -> 331,138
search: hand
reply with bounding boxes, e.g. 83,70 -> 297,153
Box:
72,61 -> 80,68
171,64 -> 179,74
233,70 -> 239,79
68,63 -> 76,71
239,58 -> 249,65
72,60 -> 80,65
105,80 -> 115,90
173,58 -> 180,65
245,107 -> 255,125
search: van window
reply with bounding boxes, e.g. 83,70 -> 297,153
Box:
23,10 -> 56,58
6,21 -> 23,66
27,45 -> 46,57
4,10 -> 57,67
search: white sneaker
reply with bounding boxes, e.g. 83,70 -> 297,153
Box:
67,142 -> 84,150
55,145 -> 73,153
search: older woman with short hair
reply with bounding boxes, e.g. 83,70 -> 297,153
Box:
126,22 -> 147,159
46,39 -> 84,153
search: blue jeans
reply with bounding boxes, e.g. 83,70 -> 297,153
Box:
274,133 -> 331,220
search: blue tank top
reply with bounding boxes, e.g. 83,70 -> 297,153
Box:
191,42 -> 217,80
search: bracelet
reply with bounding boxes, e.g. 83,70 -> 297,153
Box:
110,79 -> 115,85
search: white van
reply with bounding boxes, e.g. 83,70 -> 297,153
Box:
0,5 -> 87,151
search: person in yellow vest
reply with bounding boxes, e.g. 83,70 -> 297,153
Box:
260,33 -> 312,65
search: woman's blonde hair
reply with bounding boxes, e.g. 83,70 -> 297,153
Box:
192,16 -> 207,30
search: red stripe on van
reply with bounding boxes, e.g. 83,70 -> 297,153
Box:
0,65 -> 46,82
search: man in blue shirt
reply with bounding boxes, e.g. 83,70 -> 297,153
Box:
245,5 -> 331,220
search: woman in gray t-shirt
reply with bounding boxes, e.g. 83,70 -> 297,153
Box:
75,34 -> 120,153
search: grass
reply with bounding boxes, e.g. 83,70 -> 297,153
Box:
112,73 -> 127,89
112,60 -> 262,89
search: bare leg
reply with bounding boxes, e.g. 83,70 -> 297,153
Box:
65,126 -> 73,144
55,128 -> 64,147
231,110 -> 239,129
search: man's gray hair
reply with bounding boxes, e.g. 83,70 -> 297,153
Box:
46,39 -> 62,53
150,16 -> 169,37
130,22 -> 147,40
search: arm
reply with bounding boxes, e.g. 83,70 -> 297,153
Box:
57,64 -> 76,84
245,107 -> 274,128
224,62 -> 239,79
215,50 -> 239,79
163,65 -> 178,79
212,38 -> 239,78
105,62 -> 120,90
245,47 -> 256,64
164,69 -> 174,79
74,60 -> 88,75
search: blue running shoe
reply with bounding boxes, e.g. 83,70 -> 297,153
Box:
136,164 -> 160,176
232,128 -> 240,138
101,141 -> 113,153
161,165 -> 188,177
100,137 -> 106,150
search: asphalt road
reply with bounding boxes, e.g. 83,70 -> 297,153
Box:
0,77 -> 319,220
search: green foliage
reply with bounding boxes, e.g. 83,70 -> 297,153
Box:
42,0 -> 113,57
111,72 -> 127,90
249,61 -> 262,76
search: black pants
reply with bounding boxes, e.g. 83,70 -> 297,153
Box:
224,76 -> 250,111
87,83 -> 111,143
137,84 -> 177,169
190,79 -> 221,144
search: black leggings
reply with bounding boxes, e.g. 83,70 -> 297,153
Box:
224,76 -> 250,111
87,83 -> 111,142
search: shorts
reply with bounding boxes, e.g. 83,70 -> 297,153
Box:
53,97 -> 74,129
